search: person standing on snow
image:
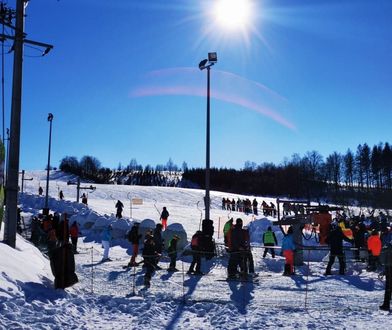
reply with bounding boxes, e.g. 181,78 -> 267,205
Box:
153,223 -> 164,269
227,218 -> 247,279
59,190 -> 64,200
187,230 -> 204,275
142,233 -> 157,287
69,221 -> 79,254
115,200 -> 124,218
223,218 -> 233,249
367,229 -> 382,272
282,226 -> 296,276
38,186 -> 43,196
127,222 -> 142,267
167,235 -> 180,271
263,226 -> 278,258
324,222 -> 353,275
160,206 -> 169,230
380,239 -> 392,311
101,225 -> 113,262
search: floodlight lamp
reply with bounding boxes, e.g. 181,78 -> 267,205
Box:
199,59 -> 208,70
208,52 -> 217,63
47,113 -> 53,122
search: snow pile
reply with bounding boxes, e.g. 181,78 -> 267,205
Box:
0,230 -> 54,299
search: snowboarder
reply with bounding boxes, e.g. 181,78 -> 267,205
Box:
38,186 -> 43,196
380,239 -> 392,311
115,200 -> 124,218
167,235 -> 180,271
187,230 -> 204,275
127,222 -> 142,267
282,226 -> 296,276
160,206 -> 169,230
59,190 -> 64,200
263,226 -> 278,258
324,222 -> 353,275
101,225 -> 112,262
69,221 -> 79,254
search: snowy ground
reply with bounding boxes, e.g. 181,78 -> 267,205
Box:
0,171 -> 391,330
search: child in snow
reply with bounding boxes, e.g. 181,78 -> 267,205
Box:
282,226 -> 296,276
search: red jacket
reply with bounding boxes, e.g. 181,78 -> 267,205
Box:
70,225 -> 79,238
368,235 -> 382,256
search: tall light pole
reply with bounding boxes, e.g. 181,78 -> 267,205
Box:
44,113 -> 53,212
199,52 -> 217,221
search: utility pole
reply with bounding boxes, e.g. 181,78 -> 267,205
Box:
3,0 -> 25,248
3,1 -> 53,248
44,113 -> 53,211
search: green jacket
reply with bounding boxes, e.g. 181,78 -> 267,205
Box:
263,231 -> 277,245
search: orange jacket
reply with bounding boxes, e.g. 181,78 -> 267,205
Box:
367,235 -> 382,256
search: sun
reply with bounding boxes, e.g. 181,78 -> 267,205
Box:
213,0 -> 253,30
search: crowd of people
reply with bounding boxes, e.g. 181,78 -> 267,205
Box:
221,198 -> 277,217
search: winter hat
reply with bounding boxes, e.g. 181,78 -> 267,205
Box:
236,218 -> 243,225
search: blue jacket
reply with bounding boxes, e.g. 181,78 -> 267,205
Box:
282,234 -> 296,252
101,227 -> 112,242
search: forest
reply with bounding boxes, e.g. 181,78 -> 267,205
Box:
59,142 -> 392,209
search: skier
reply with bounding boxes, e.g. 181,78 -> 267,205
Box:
324,222 -> 353,275
160,206 -> 169,230
81,193 -> 88,205
282,226 -> 296,276
243,226 -> 255,277
263,226 -> 278,258
167,235 -> 180,271
101,225 -> 112,262
142,233 -> 157,287
187,230 -> 204,275
69,221 -> 79,254
115,200 -> 124,219
367,229 -> 382,272
38,186 -> 43,196
380,239 -> 392,311
127,222 -> 142,267
59,190 -> 64,200
153,223 -> 164,269
227,218 -> 246,279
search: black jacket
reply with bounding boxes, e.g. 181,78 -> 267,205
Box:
326,226 -> 353,255
127,226 -> 142,244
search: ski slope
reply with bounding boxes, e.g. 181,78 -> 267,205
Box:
0,170 -> 390,329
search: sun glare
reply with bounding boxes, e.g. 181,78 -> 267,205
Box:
213,0 -> 252,30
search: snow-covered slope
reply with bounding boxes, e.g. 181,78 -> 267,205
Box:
0,170 -> 390,329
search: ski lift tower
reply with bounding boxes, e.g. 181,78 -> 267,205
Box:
67,178 -> 96,203
274,198 -> 344,266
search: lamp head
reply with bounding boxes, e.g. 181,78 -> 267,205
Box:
199,59 -> 208,70
208,52 -> 217,63
47,113 -> 53,122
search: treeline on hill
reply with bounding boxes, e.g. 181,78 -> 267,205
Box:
182,143 -> 392,210
59,142 -> 392,209
59,156 -> 182,186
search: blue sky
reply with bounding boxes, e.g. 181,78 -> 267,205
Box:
3,0 -> 392,170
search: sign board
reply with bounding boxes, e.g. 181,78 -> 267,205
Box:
131,198 -> 143,205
